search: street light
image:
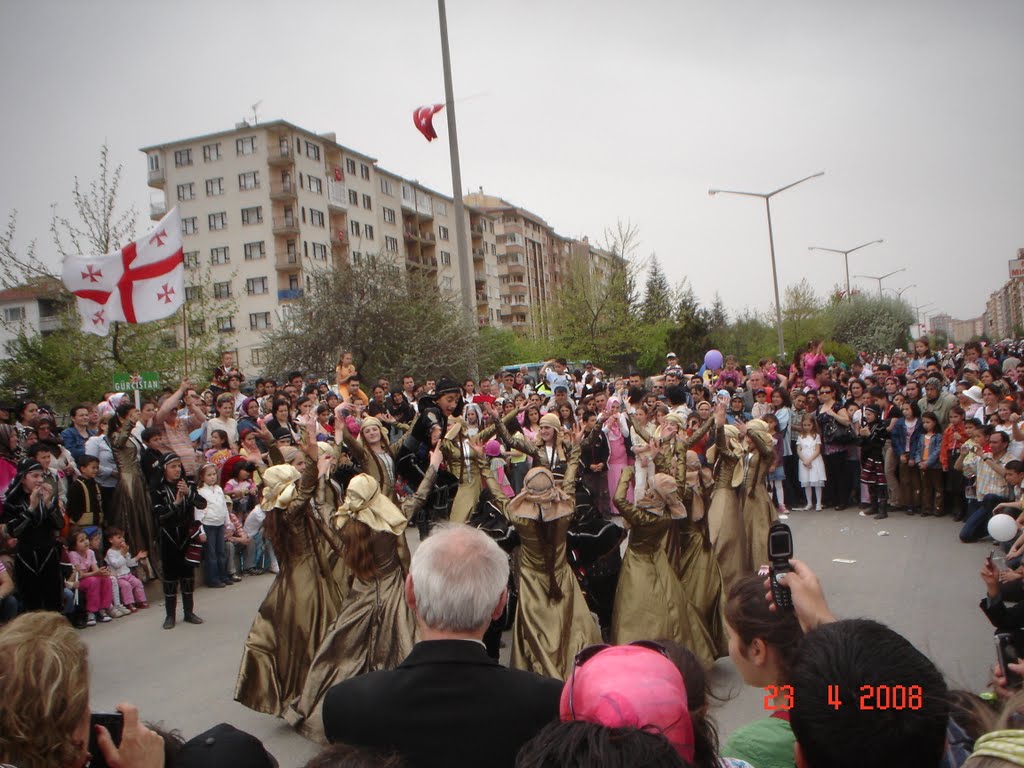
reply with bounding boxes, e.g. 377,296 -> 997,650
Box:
853,268 -> 906,297
892,284 -> 916,300
807,239 -> 884,300
913,302 -> 935,336
709,171 -> 825,357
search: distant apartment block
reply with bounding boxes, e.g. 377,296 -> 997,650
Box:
141,120 -> 612,370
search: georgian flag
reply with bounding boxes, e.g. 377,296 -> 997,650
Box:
61,207 -> 185,336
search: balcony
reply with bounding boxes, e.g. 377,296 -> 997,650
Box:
472,247 -> 485,261
476,293 -> 488,306
267,143 -> 293,165
272,216 -> 299,235
471,221 -> 486,237
330,229 -> 348,247
149,200 -> 167,220
277,289 -> 304,301
505,239 -> 524,253
275,252 -> 300,271
327,180 -> 347,210
38,314 -> 61,333
422,231 -> 437,244
511,297 -> 528,311
269,180 -> 296,199
147,167 -> 165,187
506,257 -> 526,275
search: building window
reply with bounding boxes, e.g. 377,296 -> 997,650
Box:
348,189 -> 358,206
183,250 -> 200,268
251,347 -> 267,366
288,274 -> 300,290
439,225 -> 449,241
305,141 -> 321,161
345,158 -> 356,175
243,241 -> 266,261
148,154 -> 160,171
210,246 -> 230,265
184,285 -> 202,301
3,306 -> 25,322
241,206 -> 263,225
213,281 -> 232,299
360,163 -> 370,180
362,194 -> 372,210
352,251 -> 363,265
208,212 -> 227,231
238,171 -> 260,191
182,217 -> 198,235
312,242 -> 328,260
246,277 -> 268,295
174,149 -> 192,167
383,207 -> 396,225
176,183 -> 194,201
350,221 -> 360,237
250,312 -> 271,330
307,175 -> 322,194
380,178 -> 394,196
203,143 -> 221,162
310,209 -> 325,227
205,177 -> 224,196
440,251 -> 451,266
385,236 -> 398,253
217,316 -> 234,333
189,319 -> 206,336
236,136 -> 256,156
435,200 -> 447,216
441,276 -> 453,291
364,224 -> 374,241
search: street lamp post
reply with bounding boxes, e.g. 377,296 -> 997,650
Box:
892,284 -> 916,300
853,268 -> 906,297
709,171 -> 825,357
808,239 -> 884,300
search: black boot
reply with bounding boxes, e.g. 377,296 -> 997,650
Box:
874,501 -> 889,520
162,581 -> 178,629
181,577 -> 203,624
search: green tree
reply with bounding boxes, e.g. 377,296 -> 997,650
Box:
825,294 -> 916,354
638,256 -> 673,325
663,279 -> 712,369
259,258 -> 480,383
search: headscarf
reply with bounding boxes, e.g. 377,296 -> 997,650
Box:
539,412 -> 561,431
635,472 -> 687,519
507,466 -> 573,521
332,473 -> 407,535
664,412 -> 686,431
261,464 -> 301,509
970,730 -> 1024,765
744,419 -> 774,453
706,424 -> 744,488
359,416 -> 385,443
560,645 -> 695,763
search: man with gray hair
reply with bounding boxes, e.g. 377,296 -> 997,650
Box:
321,523 -> 563,768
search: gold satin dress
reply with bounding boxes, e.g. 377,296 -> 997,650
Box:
484,445 -> 600,680
610,469 -> 711,660
672,491 -> 728,663
742,438 -> 778,574
707,431 -> 747,593
235,456 -> 348,716
284,467 -> 436,743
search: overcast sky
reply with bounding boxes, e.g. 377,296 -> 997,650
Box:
2,0 -> 1021,323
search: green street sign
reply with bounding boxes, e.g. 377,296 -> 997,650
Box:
112,371 -> 162,391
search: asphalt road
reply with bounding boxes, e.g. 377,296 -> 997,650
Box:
83,507 -> 1000,766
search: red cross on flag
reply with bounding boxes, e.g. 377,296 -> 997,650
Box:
61,207 -> 185,336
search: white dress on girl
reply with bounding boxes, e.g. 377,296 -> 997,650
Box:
797,434 -> 826,487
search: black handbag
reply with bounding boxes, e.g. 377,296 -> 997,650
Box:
822,414 -> 857,446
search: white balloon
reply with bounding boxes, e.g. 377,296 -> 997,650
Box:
988,514 -> 1019,543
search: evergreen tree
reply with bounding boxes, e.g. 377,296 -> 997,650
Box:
639,256 -> 673,325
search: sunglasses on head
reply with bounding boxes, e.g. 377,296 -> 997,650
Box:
567,640 -> 669,721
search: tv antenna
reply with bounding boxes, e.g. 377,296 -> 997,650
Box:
251,99 -> 263,125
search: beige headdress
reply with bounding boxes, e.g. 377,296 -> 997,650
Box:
261,464 -> 301,509
332,473 -> 407,535
507,466 -> 574,521
636,472 -> 687,519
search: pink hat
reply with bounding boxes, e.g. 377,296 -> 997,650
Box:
485,438 -> 503,458
560,644 -> 694,762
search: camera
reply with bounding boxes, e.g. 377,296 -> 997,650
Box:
996,633 -> 1023,688
768,522 -> 794,610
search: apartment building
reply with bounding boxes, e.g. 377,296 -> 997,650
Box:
0,278 -> 65,356
142,120 -> 610,371
950,316 -> 984,343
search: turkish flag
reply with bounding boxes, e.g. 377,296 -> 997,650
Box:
61,207 -> 185,336
413,103 -> 444,142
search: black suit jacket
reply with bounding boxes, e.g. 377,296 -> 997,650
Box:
323,639 -> 563,768
980,594 -> 1024,649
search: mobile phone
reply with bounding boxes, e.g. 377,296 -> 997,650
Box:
768,522 -> 794,610
996,633 -> 1023,688
87,711 -> 124,768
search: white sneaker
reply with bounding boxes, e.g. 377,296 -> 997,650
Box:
116,606 -> 130,617
98,610 -> 112,623
815,505 -> 823,511
799,504 -> 811,511
86,612 -> 97,627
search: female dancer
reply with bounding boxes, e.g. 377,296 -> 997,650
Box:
705,402 -> 748,591
108,401 -> 157,579
476,430 -> 599,678
739,420 -> 778,573
610,465 -> 712,660
602,398 -> 632,509
285,444 -> 442,741
235,416 -> 347,716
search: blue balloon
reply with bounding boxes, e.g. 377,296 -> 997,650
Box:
704,349 -> 724,370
